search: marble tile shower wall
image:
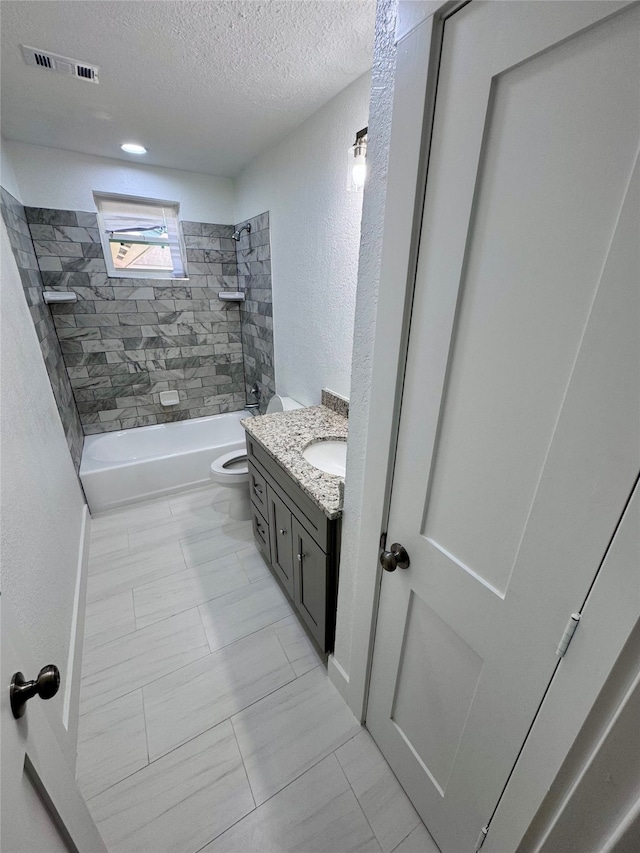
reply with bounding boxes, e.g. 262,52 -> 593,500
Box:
235,211 -> 275,414
0,188 -> 84,469
25,208 -> 247,434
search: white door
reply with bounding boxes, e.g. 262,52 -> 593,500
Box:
1,600 -> 107,853
366,2 -> 640,852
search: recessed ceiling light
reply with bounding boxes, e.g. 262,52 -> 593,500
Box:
121,143 -> 147,154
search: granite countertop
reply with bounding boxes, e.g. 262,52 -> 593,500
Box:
242,405 -> 348,519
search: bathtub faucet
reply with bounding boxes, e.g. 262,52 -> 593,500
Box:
246,383 -> 261,415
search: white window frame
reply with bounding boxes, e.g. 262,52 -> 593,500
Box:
93,191 -> 189,280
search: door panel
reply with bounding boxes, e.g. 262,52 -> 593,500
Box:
367,3 -> 640,851
292,518 -> 328,650
267,485 -> 295,597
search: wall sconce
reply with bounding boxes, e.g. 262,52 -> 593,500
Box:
348,127 -> 368,192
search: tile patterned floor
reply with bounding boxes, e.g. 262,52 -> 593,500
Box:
77,485 -> 438,853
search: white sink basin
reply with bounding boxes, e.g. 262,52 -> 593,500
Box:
302,440 -> 347,477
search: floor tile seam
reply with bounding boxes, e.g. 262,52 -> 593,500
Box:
87,543 -> 186,580
199,605 -> 298,657
178,534 -> 256,571
335,729 -> 424,850
230,715 -> 257,810
177,517 -> 252,547
79,642 -> 212,718
178,525 -> 255,555
144,666 -> 300,764
131,568 -> 253,633
352,728 -> 423,826
83,584 -> 135,618
83,606 -> 301,716
129,548 -> 248,595
76,693 -> 152,803
83,620 -> 138,656
270,625 -> 323,676
84,598 -> 205,658
192,748 -> 355,853
388,826 -> 421,853
85,556 -> 191,606
140,681 -> 152,767
81,713 -> 248,808
126,519 -> 228,552
79,630 -> 313,721
334,743 -> 387,853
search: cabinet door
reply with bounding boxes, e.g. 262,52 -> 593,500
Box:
292,517 -> 328,650
250,503 -> 271,563
266,485 -> 295,598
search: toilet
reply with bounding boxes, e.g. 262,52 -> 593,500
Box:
210,395 -> 302,518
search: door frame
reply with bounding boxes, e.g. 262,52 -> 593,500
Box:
337,0 -> 639,848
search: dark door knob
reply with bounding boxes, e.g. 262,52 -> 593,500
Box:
10,665 -> 60,718
380,543 -> 410,572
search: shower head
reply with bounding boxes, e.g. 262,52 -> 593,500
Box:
232,222 -> 252,241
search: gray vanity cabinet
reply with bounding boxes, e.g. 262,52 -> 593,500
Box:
246,435 -> 340,652
266,486 -> 295,598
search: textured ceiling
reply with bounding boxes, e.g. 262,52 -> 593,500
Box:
0,0 -> 376,177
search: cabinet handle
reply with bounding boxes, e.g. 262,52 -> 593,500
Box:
279,528 -> 287,535
297,553 -> 305,563
253,483 -> 263,495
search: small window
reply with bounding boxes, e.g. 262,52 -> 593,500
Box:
94,192 -> 188,279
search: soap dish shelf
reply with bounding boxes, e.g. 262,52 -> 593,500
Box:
218,291 -> 245,302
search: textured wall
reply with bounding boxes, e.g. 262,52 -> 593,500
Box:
235,211 -> 275,413
27,206 -> 246,434
5,142 -> 236,224
0,188 -> 84,468
333,0 -> 398,676
234,72 -> 370,406
0,219 -> 86,723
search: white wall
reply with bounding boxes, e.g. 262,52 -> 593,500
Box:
1,137 -> 22,200
4,140 -> 235,223
234,73 -> 371,405
0,221 -> 86,727
332,0 -> 398,682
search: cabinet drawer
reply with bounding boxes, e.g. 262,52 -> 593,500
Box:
292,517 -> 329,651
266,485 -> 295,598
247,436 -> 331,551
248,462 -> 268,515
250,503 -> 271,562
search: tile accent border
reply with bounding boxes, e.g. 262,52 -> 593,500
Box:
321,389 -> 349,418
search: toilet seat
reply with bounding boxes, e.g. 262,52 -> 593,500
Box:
210,449 -> 249,486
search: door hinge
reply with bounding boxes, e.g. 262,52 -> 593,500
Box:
556,612 -> 581,658
474,825 -> 489,852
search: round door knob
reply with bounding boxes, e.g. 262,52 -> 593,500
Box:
380,543 -> 410,572
10,665 -> 60,719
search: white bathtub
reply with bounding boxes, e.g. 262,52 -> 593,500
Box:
80,411 -> 250,513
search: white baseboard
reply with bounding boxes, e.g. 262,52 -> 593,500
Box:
328,654 -> 350,703
63,504 -> 91,762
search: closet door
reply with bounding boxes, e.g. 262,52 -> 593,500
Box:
366,3 -> 640,851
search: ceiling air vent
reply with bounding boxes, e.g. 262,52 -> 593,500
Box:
20,45 -> 99,83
